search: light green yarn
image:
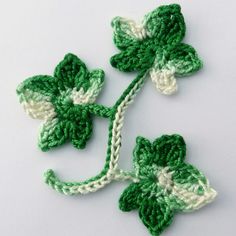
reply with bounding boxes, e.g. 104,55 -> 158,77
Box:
110,4 -> 202,95
16,4 -> 216,236
119,135 -> 216,235
17,53 -> 106,151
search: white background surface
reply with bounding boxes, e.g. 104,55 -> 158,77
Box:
0,0 -> 235,235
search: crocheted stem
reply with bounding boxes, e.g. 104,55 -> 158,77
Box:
44,70 -> 148,195
85,104 -> 113,118
113,169 -> 139,182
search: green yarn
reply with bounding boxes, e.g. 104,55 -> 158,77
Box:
16,4 -> 216,236
110,4 -> 202,95
139,198 -> 174,236
44,70 -> 148,195
119,135 -> 216,235
17,53 -> 106,151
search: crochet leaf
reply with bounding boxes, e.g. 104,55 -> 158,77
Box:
167,43 -> 202,76
111,17 -> 141,50
171,162 -> 207,186
152,134 -> 186,166
143,4 -> 185,46
119,183 -> 141,212
39,119 -> 68,151
17,54 -> 104,151
54,54 -> 105,96
110,41 -> 156,72
110,4 -> 202,95
54,53 -> 88,90
17,75 -> 57,120
169,162 -> 217,212
139,198 -> 174,236
119,135 -> 216,235
68,112 -> 93,149
133,136 -> 154,177
17,75 -> 58,97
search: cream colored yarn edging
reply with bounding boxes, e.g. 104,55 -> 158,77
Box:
44,71 -> 148,195
16,4 -> 217,236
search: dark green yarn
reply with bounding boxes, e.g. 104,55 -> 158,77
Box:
54,53 -> 88,91
144,4 -> 185,46
139,198 -> 174,236
110,4 -> 202,80
119,183 -> 141,211
119,134 -> 211,235
44,70 -> 148,192
17,53 -> 106,151
110,40 -> 157,72
16,4 -> 216,236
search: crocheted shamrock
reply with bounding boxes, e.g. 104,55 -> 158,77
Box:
17,54 -> 104,151
110,4 -> 202,95
16,3 -> 217,236
119,135 -> 216,236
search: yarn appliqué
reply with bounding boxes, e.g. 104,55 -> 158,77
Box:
119,135 -> 216,235
17,53 -> 106,151
110,4 -> 202,95
16,4 -> 216,236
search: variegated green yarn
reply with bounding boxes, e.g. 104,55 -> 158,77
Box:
16,4 -> 216,236
17,53 -> 108,151
119,135 -> 216,235
111,4 -> 202,95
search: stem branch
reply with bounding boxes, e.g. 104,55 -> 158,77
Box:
85,104 -> 113,118
44,70 -> 148,195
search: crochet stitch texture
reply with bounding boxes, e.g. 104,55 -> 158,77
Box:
17,54 -> 106,151
16,4 -> 216,236
111,4 -> 202,95
119,135 -> 216,235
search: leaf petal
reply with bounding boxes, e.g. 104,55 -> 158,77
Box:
110,42 -> 156,72
112,16 -> 147,49
86,69 -> 104,102
38,119 -> 68,151
143,4 -> 185,46
54,53 -> 88,90
139,198 -> 174,236
170,162 -> 217,211
71,69 -> 105,104
69,117 -> 93,149
152,135 -> 186,167
167,43 -> 202,76
20,93 -> 56,120
17,75 -> 58,98
133,136 -> 154,177
149,68 -> 177,95
172,163 -> 205,184
17,75 -> 57,120
119,183 -> 142,211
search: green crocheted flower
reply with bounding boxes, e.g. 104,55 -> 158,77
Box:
17,53 -> 104,151
119,135 -> 216,236
110,4 -> 202,95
